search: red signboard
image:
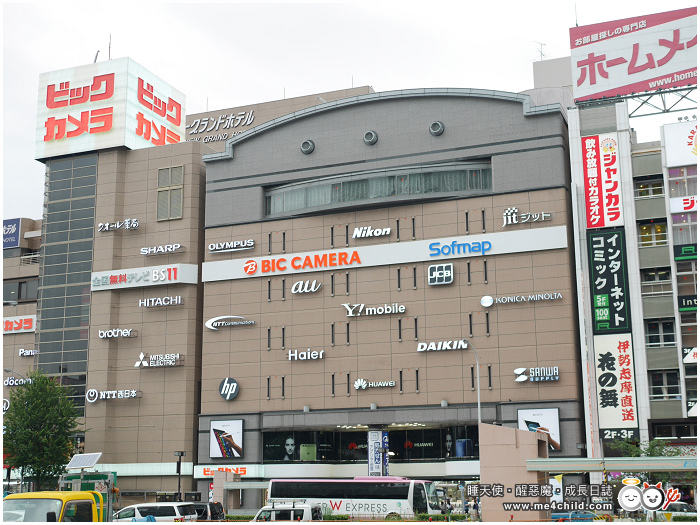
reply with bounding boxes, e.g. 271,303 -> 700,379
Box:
582,134 -> 623,229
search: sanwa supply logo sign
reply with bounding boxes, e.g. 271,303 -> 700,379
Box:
202,226 -> 568,282
219,378 -> 240,400
428,263 -> 453,285
205,316 -> 255,330
514,367 -> 560,382
354,378 -> 395,390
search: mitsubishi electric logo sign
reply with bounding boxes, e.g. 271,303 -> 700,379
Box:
205,316 -> 255,330
514,366 -> 560,382
354,378 -> 395,390
134,352 -> 182,368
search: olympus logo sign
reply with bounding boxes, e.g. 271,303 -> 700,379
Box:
354,378 -> 396,390
342,303 -> 405,317
514,367 -> 560,382
481,293 -> 563,307
140,244 -> 184,255
18,348 -> 39,356
209,240 -> 254,253
353,226 -> 391,239
98,328 -> 137,339
428,263 -> 453,285
291,280 -> 321,293
417,339 -> 469,352
205,316 -> 255,330
219,378 -> 240,400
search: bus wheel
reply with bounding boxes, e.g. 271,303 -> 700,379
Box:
385,512 -> 401,521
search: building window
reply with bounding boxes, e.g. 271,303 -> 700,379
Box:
281,326 -> 285,348
465,211 -> 469,234
413,266 -> 417,289
399,370 -> 403,393
414,317 -> 418,340
634,177 -> 664,199
331,324 -> 335,346
347,374 -> 351,396
672,212 -> 697,246
640,268 -> 672,296
668,165 -> 697,198
157,166 -> 183,221
282,279 -> 286,300
331,274 -> 335,296
397,268 -> 401,290
638,222 -> 667,247
469,313 -> 473,337
645,319 -> 676,347
649,370 -> 680,400
4,279 -> 39,302
415,369 -> 420,393
346,323 -> 350,345
412,217 -> 416,239
345,225 -> 349,245
281,376 -> 285,398
267,377 -> 271,399
481,209 -> 486,232
345,272 -> 350,295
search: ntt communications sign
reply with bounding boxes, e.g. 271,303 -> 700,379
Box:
203,226 -> 567,282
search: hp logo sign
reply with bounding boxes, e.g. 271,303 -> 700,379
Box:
219,378 -> 240,401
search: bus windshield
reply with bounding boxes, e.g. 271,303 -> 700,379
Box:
424,482 -> 441,511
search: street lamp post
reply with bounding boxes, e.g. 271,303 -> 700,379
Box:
466,342 -> 482,424
174,451 -> 186,502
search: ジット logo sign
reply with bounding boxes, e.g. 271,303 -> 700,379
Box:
243,260 -> 257,275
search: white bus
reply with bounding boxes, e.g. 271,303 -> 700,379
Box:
267,476 -> 441,518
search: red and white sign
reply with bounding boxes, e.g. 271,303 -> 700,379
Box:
663,120 -> 697,168
582,134 -> 624,229
3,315 -> 36,334
670,196 -> 697,214
91,264 -> 198,291
570,8 -> 697,102
36,57 -> 185,160
593,333 -> 640,439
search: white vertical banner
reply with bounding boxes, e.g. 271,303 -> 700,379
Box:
593,333 -> 640,441
367,431 -> 382,476
582,134 -> 624,229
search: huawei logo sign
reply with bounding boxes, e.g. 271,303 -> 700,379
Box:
354,378 -> 368,390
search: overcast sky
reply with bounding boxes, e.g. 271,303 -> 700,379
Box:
2,1 -> 696,220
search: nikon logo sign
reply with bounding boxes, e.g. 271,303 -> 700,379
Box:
353,226 -> 391,239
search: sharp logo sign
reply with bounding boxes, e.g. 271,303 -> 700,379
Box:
140,244 -> 184,255
353,226 -> 391,239
342,303 -> 405,317
428,263 -> 453,285
208,239 -> 255,253
205,316 -> 255,330
417,340 -> 469,352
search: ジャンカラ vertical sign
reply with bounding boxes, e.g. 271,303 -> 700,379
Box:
593,333 -> 640,441
588,229 -> 631,334
582,134 -> 623,229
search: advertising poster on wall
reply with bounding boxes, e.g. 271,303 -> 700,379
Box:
663,120 -> 697,168
209,420 -> 243,459
517,408 -> 561,451
569,8 -> 697,102
587,228 -> 632,334
592,333 -> 640,441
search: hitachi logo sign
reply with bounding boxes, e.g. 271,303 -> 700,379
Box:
139,296 -> 182,307
417,339 -> 469,352
353,226 -> 391,239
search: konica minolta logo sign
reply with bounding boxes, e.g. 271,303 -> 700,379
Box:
354,378 -> 395,390
481,293 -> 563,307
205,316 -> 255,330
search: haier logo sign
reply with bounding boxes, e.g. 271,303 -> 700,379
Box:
429,240 -> 491,257
353,226 -> 391,239
209,240 -> 254,253
428,263 -> 453,285
219,378 -> 240,401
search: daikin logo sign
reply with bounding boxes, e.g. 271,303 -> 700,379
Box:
417,340 -> 468,352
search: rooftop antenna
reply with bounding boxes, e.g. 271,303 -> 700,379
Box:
575,3 -> 578,27
93,50 -> 100,63
535,42 -> 547,61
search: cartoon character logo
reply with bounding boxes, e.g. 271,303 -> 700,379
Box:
618,484 -> 643,511
600,137 -> 617,154
642,482 -> 665,511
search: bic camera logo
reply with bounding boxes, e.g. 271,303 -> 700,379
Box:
617,478 -> 681,512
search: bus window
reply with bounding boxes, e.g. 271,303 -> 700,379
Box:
413,484 -> 428,514
274,510 -> 292,521
256,510 -> 272,521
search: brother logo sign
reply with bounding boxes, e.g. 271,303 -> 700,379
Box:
428,263 -> 453,285
219,377 -> 240,400
98,328 -> 137,338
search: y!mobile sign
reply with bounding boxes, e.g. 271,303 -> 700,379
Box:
202,226 -> 568,282
582,134 -> 623,229
36,57 -> 186,160
570,8 -> 697,102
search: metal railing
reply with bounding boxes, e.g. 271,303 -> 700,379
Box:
19,252 -> 40,265
640,281 -> 674,296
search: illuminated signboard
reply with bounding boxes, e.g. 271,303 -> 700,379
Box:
3,316 -> 36,334
663,120 -> 697,168
569,8 -> 697,102
35,57 -> 185,160
582,134 -> 623,229
91,264 -> 198,291
3,219 -> 21,249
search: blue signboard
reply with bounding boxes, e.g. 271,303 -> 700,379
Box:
3,219 -> 21,249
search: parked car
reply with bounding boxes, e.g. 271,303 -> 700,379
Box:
192,501 -> 225,520
113,502 -> 198,522
252,503 -> 323,522
665,502 -> 697,518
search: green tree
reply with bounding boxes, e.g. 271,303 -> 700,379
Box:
3,370 -> 82,490
607,439 -> 696,486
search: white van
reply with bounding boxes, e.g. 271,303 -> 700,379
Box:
252,503 -> 323,522
113,502 -> 198,522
